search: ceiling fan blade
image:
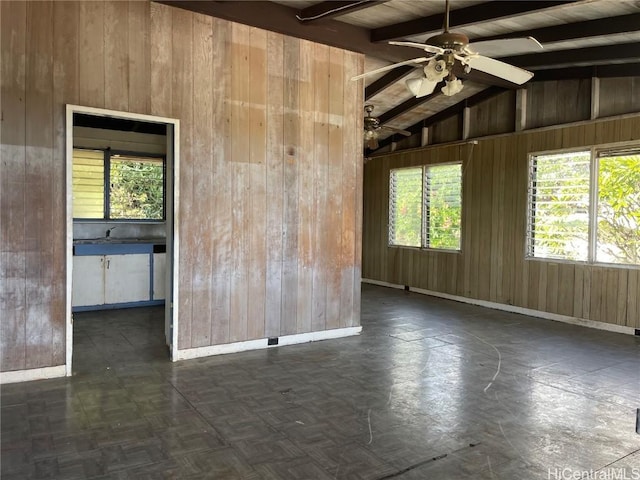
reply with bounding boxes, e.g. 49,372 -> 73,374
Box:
351,57 -> 431,81
366,136 -> 379,150
467,37 -> 543,57
381,126 -> 411,137
406,77 -> 438,98
466,55 -> 534,85
389,41 -> 444,55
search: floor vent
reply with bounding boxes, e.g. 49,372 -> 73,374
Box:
268,337 -> 279,346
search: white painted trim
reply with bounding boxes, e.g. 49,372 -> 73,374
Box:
173,327 -> 363,361
65,105 -> 74,376
65,104 -> 181,374
1,365 -> 66,384
361,279 -> 636,336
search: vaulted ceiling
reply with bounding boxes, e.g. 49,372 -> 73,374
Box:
160,0 -> 640,149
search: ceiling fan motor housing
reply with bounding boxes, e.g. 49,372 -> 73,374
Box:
427,31 -> 469,51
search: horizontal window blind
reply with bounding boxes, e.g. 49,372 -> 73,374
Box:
72,149 -> 104,219
527,151 -> 590,261
424,163 -> 462,250
389,167 -> 422,247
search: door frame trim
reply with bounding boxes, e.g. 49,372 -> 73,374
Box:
65,105 -> 180,374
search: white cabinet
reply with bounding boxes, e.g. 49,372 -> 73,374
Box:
153,253 -> 166,300
105,254 -> 150,304
72,256 -> 105,307
72,253 -> 151,307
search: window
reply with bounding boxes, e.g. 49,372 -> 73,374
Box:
72,148 -> 165,221
527,147 -> 640,265
389,163 -> 462,250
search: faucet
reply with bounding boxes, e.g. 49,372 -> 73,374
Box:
105,226 -> 117,238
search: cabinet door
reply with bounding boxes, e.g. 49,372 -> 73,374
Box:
153,253 -> 166,300
104,254 -> 151,304
72,256 -> 105,307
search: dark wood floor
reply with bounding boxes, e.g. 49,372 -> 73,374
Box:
2,284 -> 639,479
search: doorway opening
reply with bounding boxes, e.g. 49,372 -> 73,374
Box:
65,105 -> 180,374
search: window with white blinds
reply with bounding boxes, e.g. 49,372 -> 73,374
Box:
389,163 -> 462,250
72,149 -> 105,219
527,146 -> 640,266
527,151 -> 591,261
389,167 -> 422,247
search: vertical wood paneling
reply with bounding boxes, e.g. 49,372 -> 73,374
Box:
325,47 -> 344,330
229,23 -> 251,343
104,1 -> 129,112
348,53 -> 364,327
52,0 -> 80,365
210,17 -> 232,345
627,269 -> 639,328
279,35 -> 299,335
189,13 -> 213,348
247,27 -> 267,340
311,42 -> 330,333
363,115 -> 640,330
1,0 -> 27,371
150,3 -> 171,117
171,8 -> 194,349
296,39 -> 315,334
1,1 -> 364,373
128,1 -> 150,114
266,32 -> 285,337
24,1 -> 54,369
78,1 -> 105,108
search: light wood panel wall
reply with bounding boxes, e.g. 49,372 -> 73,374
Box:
0,1 -> 364,372
363,115 -> 640,328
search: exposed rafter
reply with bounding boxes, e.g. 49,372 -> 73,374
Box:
470,12 -> 640,45
371,1 -> 575,43
378,91 -> 442,125
365,66 -> 414,100
373,86 -> 506,151
507,42 -> 640,69
296,1 -> 388,22
532,63 -> 640,81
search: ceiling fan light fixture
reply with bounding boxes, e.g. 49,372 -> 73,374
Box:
424,59 -> 448,82
441,77 -> 463,96
406,77 -> 424,97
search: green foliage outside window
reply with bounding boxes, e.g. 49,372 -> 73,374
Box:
528,149 -> 640,265
427,164 -> 461,250
110,157 -> 164,220
597,154 -> 640,265
389,163 -> 462,250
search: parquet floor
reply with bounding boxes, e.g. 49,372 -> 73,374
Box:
2,284 -> 639,479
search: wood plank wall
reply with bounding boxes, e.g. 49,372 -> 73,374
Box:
0,1 -> 364,372
362,115 -> 640,329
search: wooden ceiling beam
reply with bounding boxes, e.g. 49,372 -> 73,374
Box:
371,1 -> 575,43
296,1 -> 389,22
531,63 -> 640,81
365,66 -> 415,100
471,12 -> 640,45
377,91 -> 443,125
156,0 -> 413,63
373,86 -> 505,150
507,42 -> 640,69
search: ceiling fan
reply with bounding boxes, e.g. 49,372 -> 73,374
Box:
364,104 -> 410,150
353,0 -> 542,98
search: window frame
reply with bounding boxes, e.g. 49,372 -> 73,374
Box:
72,147 -> 167,222
526,142 -> 640,267
388,161 -> 463,252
